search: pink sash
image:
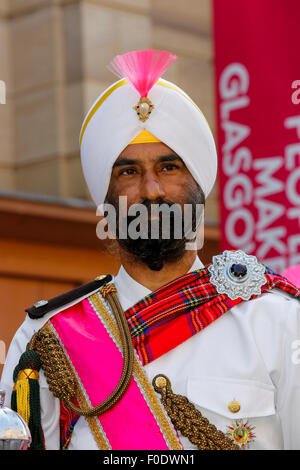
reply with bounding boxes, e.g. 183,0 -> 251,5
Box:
48,295 -> 182,450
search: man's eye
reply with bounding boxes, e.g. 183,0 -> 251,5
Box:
161,164 -> 178,171
119,168 -> 136,176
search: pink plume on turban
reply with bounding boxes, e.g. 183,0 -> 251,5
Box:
108,49 -> 177,97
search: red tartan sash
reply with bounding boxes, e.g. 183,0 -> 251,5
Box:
124,266 -> 300,366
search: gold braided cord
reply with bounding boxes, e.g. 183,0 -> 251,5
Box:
70,363 -> 111,450
153,375 -> 240,451
28,327 -> 77,404
28,287 -> 134,418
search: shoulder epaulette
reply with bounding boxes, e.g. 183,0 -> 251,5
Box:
26,274 -> 113,320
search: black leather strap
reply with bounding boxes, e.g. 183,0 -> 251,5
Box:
26,275 -> 112,319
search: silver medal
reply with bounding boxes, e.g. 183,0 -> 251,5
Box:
208,250 -> 266,301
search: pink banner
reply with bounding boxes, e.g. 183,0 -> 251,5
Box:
213,0 -> 300,272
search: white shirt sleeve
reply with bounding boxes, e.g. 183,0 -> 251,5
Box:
268,291 -> 300,449
234,289 -> 300,449
0,315 -> 60,450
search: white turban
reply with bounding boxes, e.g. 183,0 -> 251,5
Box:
80,77 -> 217,206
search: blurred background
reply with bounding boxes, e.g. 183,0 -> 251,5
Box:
0,0 -> 219,371
1,0 -> 299,373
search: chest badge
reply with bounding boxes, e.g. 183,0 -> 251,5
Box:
226,419 -> 256,449
208,250 -> 267,301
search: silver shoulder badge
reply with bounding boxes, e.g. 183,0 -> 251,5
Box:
208,250 -> 267,301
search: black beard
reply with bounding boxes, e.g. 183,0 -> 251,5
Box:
105,188 -> 204,271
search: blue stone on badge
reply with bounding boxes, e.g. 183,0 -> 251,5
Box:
230,264 -> 248,279
208,250 -> 267,301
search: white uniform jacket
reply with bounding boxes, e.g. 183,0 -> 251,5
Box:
1,257 -> 300,450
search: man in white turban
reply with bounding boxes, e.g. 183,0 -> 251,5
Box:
1,50 -> 300,451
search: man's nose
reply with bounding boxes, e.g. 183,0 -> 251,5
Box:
141,171 -> 166,200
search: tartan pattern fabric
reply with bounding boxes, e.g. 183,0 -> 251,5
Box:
124,265 -> 300,366
59,399 -> 80,450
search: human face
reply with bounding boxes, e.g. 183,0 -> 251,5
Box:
107,142 -> 200,207
105,142 -> 204,270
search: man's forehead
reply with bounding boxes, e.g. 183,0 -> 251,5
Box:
114,142 -> 182,165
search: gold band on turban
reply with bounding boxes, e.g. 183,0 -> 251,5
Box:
129,129 -> 160,145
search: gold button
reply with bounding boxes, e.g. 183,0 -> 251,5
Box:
154,376 -> 167,389
228,400 -> 241,413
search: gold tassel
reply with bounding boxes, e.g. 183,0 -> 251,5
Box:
13,369 -> 39,424
11,350 -> 45,450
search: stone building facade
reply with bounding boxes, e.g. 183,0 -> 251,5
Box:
0,0 -> 218,222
